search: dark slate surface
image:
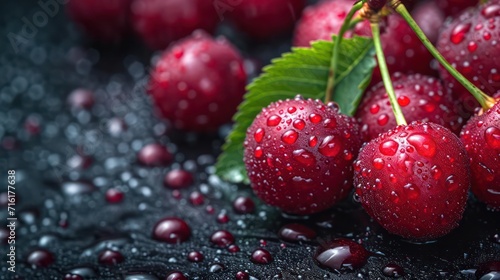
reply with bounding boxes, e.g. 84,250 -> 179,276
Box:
0,1 -> 499,279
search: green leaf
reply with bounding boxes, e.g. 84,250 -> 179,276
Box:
216,36 -> 376,184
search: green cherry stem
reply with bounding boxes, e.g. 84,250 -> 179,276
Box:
394,2 -> 496,110
348,16 -> 365,30
371,22 -> 407,126
325,0 -> 365,103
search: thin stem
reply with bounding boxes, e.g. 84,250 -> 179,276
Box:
394,2 -> 496,110
371,22 -> 407,126
480,0 -> 488,4
348,16 -> 364,31
325,0 -> 365,103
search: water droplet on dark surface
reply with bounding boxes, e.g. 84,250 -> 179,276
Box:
26,249 -> 55,267
492,233 -> 500,244
64,274 -> 83,280
67,154 -> 93,170
209,263 -> 225,273
67,88 -> 94,109
61,181 -> 96,196
228,244 -> 240,253
98,249 -> 124,265
137,143 -> 172,166
210,230 -> 235,247
314,239 -> 369,272
124,274 -> 159,280
165,271 -> 187,280
382,263 -> 405,278
105,188 -> 124,203
233,196 -> 255,214
475,261 -> 500,280
189,191 -> 204,205
216,211 -> 230,223
164,169 -> 193,189
251,248 -> 273,264
0,228 -> 9,244
152,217 -> 191,244
66,266 -> 97,278
187,251 -> 204,262
278,223 -> 317,242
235,271 -> 250,280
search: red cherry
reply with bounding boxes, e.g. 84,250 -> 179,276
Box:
354,121 -> 470,239
148,32 -> 247,131
130,0 -> 218,50
460,101 -> 500,210
244,97 -> 362,214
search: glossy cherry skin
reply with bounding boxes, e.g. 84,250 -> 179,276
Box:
244,97 -> 362,215
460,101 -> 500,210
148,32 -> 246,132
354,121 -> 470,239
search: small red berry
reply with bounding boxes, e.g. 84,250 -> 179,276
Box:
412,1 -> 446,44
436,0 -> 479,17
460,101 -> 500,210
437,0 -> 500,116
228,0 -> 306,40
293,0 -> 371,47
356,73 -> 461,141
130,0 -> 218,50
368,0 -> 387,12
66,0 -> 130,44
148,32 -> 247,132
354,121 -> 470,239
293,1 -> 434,84
244,97 -> 362,215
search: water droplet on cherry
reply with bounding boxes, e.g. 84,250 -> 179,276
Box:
485,126 -> 500,149
407,133 -> 437,158
450,23 -> 471,44
267,115 -> 281,126
293,149 -> 316,166
293,119 -> 305,130
318,136 -> 341,157
379,140 -> 399,156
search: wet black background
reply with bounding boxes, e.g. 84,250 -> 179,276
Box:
0,0 -> 499,279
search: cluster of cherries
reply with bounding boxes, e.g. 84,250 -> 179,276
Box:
247,0 -> 500,241
68,0 -> 499,242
